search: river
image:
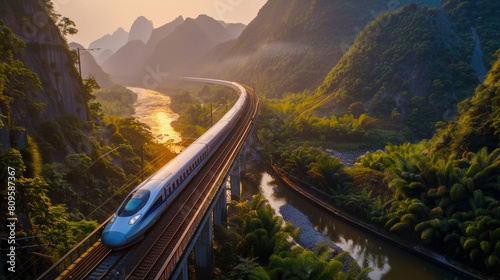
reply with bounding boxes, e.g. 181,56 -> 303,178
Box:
241,165 -> 466,280
128,87 -> 183,151
130,87 -> 465,280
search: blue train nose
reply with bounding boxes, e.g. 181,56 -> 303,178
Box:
102,231 -> 127,249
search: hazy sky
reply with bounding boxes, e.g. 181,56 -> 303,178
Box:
56,0 -> 268,47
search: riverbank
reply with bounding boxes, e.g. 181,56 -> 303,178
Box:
269,164 -> 495,280
279,204 -> 356,274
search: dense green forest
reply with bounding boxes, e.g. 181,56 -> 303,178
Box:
258,92 -> 406,153
315,0 -> 500,139
212,193 -> 372,280
444,0 -> 500,66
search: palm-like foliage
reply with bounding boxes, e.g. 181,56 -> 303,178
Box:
231,192 -> 299,264
268,244 -> 372,280
307,155 -> 352,195
356,142 -> 500,273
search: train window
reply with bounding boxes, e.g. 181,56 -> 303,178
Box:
147,196 -> 163,214
118,189 -> 150,217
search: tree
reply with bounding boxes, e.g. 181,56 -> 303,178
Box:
348,102 -> 366,118
0,20 -> 41,119
307,155 -> 352,194
57,17 -> 78,36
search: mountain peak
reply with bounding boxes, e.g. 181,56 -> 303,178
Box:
89,26 -> 129,54
128,16 -> 154,43
195,14 -> 212,20
114,27 -> 126,34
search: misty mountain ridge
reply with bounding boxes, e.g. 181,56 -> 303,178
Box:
194,0 -> 446,97
218,21 -> 246,39
89,26 -> 128,52
200,0 -> 405,97
100,14 -> 245,81
143,15 -> 185,59
88,27 -> 128,65
102,39 -> 146,78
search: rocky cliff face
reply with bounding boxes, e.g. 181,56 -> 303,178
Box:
0,0 -> 89,148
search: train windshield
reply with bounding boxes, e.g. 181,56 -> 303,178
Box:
118,189 -> 150,217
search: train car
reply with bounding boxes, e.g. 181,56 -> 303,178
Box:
101,79 -> 247,249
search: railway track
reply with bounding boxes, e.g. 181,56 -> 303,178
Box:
56,243 -> 111,280
125,87 -> 257,280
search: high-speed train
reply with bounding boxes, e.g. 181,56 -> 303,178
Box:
101,78 -> 248,249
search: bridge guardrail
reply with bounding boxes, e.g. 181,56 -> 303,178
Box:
36,216 -> 111,280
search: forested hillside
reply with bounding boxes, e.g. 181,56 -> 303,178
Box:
348,56 -> 500,274
430,50 -> 500,156
316,0 -> 500,139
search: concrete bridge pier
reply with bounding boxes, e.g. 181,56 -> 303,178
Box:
239,147 -> 247,173
230,159 -> 241,197
195,219 -> 213,279
175,260 -> 189,280
213,183 -> 227,225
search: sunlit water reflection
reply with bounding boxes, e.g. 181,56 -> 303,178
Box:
128,87 -> 183,151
